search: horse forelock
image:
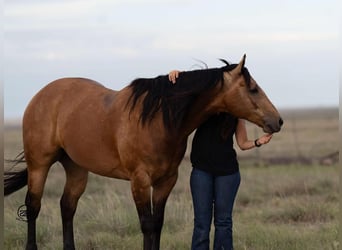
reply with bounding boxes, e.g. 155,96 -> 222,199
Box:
220,60 -> 253,91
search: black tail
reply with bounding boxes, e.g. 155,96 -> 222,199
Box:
4,151 -> 28,196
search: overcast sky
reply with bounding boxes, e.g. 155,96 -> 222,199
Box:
4,0 -> 340,119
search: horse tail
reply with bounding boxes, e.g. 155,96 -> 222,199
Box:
4,151 -> 28,196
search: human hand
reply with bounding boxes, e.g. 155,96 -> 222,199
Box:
168,70 -> 180,84
257,133 -> 273,145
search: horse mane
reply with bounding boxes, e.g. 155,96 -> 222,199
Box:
127,60 -> 251,130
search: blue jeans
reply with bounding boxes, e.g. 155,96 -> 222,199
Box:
190,168 -> 241,250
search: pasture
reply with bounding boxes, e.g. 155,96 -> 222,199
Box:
4,107 -> 339,250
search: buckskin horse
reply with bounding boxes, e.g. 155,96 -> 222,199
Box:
4,55 -> 283,250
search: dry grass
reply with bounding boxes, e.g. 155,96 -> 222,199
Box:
4,107 -> 339,250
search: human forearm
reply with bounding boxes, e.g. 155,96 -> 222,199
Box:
238,134 -> 273,150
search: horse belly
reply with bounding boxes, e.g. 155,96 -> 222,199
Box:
66,145 -> 129,179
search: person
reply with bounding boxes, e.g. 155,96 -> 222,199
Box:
168,70 -> 273,250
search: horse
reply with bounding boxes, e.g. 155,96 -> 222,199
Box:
4,55 -> 283,250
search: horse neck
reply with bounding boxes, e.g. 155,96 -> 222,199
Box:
179,85 -> 225,138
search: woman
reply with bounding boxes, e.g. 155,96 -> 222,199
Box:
169,70 -> 273,250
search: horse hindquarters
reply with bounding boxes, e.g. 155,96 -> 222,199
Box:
21,81 -> 65,249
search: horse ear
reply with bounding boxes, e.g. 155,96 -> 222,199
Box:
234,54 -> 246,74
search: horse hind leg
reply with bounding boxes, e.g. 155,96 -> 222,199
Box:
25,162 -> 52,250
59,156 -> 88,250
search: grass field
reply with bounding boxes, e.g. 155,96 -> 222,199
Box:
4,107 -> 339,250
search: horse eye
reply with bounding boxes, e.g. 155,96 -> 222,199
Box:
249,87 -> 258,94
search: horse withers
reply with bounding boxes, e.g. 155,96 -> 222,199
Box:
4,55 -> 282,250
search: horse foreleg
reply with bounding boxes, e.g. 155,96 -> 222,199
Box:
139,202 -> 161,250
60,158 -> 88,250
150,174 -> 178,248
131,172 -> 178,250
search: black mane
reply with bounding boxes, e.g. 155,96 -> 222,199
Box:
127,60 -> 251,130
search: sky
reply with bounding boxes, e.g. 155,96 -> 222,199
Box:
3,0 -> 341,119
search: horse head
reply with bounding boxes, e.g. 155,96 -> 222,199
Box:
220,55 -> 283,133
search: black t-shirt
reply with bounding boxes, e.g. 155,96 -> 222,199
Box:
190,113 -> 239,176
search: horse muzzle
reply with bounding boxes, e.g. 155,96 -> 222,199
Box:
263,117 -> 283,133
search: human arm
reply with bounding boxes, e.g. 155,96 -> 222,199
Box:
235,119 -> 273,150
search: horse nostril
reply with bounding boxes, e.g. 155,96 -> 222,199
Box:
279,118 -> 284,127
